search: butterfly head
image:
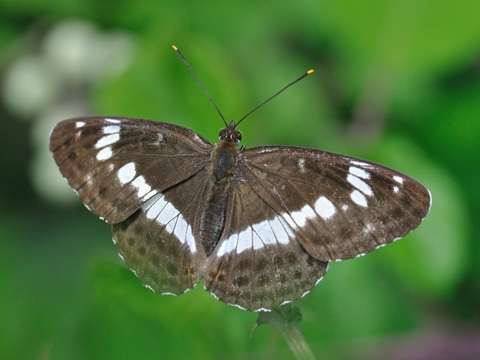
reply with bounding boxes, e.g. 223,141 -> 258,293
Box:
219,120 -> 242,144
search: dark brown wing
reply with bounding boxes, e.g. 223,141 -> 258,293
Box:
239,146 -> 431,261
112,169 -> 212,295
204,177 -> 328,311
204,144 -> 430,310
49,117 -> 212,223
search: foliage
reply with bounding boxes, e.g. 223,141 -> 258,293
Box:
0,0 -> 478,358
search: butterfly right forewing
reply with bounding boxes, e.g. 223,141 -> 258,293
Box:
240,146 -> 431,262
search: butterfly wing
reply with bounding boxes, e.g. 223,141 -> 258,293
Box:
50,117 -> 213,294
112,169 -> 212,294
50,117 -> 431,308
239,146 -> 431,261
204,144 -> 430,310
204,177 -> 328,311
49,117 -> 212,223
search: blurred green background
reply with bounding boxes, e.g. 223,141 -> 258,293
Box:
1,0 -> 479,359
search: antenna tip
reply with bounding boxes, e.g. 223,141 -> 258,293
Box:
172,45 -> 178,51
307,69 -> 314,75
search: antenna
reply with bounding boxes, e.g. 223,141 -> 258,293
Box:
236,69 -> 313,126
172,45 -> 314,128
172,45 -> 227,127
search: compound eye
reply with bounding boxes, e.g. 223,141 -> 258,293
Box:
235,130 -> 242,141
219,128 -> 227,138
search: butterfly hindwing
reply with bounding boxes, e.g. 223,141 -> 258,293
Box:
204,178 -> 328,310
49,117 -> 212,223
112,170 -> 211,295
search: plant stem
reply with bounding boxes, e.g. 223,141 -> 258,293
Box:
253,304 -> 316,360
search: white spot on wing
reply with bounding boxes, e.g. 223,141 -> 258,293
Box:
118,162 -> 136,184
347,174 -> 373,196
217,215 -> 294,257
314,196 -> 336,220
298,158 -> 306,173
269,216 -> 292,244
282,213 -> 296,228
290,204 -> 316,227
217,233 -> 238,256
105,118 -> 121,124
76,121 -> 85,128
349,166 -> 370,179
140,193 -> 196,253
350,190 -> 368,207
393,175 -> 404,184
252,232 -> 265,250
143,194 -> 166,218
253,220 -> 272,245
152,133 -> 164,146
393,185 -> 399,194
95,133 -> 120,149
131,175 -> 152,198
103,125 -> 120,134
351,160 -> 372,168
237,229 -> 253,253
363,222 -> 375,234
96,146 -> 113,161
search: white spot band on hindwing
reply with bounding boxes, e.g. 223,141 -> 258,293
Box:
216,195 -> 337,257
217,216 -> 293,257
140,193 -> 197,253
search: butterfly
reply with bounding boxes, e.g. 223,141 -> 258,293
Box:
49,50 -> 431,312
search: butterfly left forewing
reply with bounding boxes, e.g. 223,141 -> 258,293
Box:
240,146 -> 431,262
49,117 -> 212,223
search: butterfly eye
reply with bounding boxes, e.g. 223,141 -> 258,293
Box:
218,128 -> 227,139
235,130 -> 242,142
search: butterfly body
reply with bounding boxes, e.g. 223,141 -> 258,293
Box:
50,116 -> 431,311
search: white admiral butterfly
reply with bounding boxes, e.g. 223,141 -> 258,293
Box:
49,49 -> 431,312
